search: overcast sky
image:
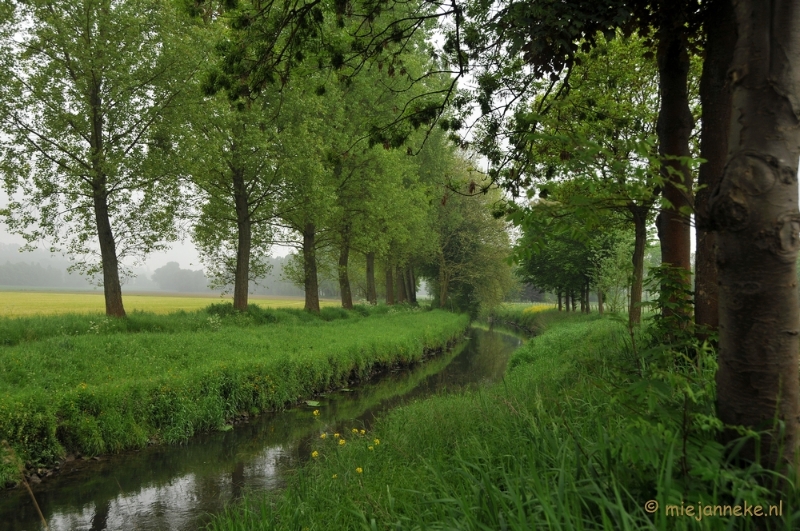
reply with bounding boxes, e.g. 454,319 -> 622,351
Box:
0,190 -> 293,272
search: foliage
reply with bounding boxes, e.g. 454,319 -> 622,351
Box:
0,0 -> 196,279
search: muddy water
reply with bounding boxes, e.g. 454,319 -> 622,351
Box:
0,328 -> 522,531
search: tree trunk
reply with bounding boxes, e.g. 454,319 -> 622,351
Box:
338,236 -> 353,310
571,290 -> 577,312
93,191 -> 126,318
558,290 -> 562,311
302,222 -> 320,313
598,291 -> 604,315
366,252 -> 377,305
585,280 -> 591,313
385,261 -> 394,305
629,204 -> 648,326
579,284 -> 586,313
232,168 -> 250,312
396,265 -> 407,303
656,5 -> 694,311
710,0 -> 800,471
439,270 -> 450,308
565,290 -> 570,312
89,78 -> 125,318
695,0 -> 736,336
406,266 -> 417,303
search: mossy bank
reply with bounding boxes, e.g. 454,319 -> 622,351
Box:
0,305 -> 469,486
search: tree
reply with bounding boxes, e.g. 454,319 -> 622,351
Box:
708,0 -> 800,471
188,90 -> 293,311
419,155 -> 514,315
694,0 -> 736,335
508,34 -> 661,326
0,0 -> 195,317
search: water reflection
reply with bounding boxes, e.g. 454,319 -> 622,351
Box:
0,328 -> 521,531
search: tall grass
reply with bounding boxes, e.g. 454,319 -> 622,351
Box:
207,310 -> 799,530
0,305 -> 468,485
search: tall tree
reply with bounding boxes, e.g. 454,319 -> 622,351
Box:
709,0 -> 800,471
189,95 -> 285,311
0,0 -> 194,317
694,0 -> 736,335
509,34 -> 660,326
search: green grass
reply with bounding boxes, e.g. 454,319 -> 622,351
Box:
0,305 -> 469,485
206,309 -> 800,530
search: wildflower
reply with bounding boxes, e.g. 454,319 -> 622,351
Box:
339,439 -> 346,445
360,429 -> 365,436
373,438 -> 380,445
352,428 -> 358,434
313,410 -> 320,416
356,467 -> 363,474
320,433 -> 327,439
368,446 -> 374,451
332,474 -> 337,479
311,451 -> 319,459
334,433 -> 340,439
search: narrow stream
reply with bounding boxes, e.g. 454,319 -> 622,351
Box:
0,327 -> 522,531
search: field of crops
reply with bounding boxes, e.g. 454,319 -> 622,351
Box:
0,290 -> 337,317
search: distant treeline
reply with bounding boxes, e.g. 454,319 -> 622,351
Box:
0,243 -> 316,296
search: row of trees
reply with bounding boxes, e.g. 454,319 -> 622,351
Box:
0,0 -> 513,318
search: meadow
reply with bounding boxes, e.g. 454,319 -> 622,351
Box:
0,304 -> 469,486
0,290 -> 337,317
208,309 -> 800,531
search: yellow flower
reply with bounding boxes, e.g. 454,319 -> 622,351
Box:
320,433 -> 327,439
334,433 -> 340,439
313,409 -> 320,416
373,438 -> 380,445
356,467 -> 363,474
352,428 -> 358,434
368,446 -> 374,451
311,450 -> 319,459
332,474 -> 337,479
339,439 -> 346,445
360,429 -> 365,436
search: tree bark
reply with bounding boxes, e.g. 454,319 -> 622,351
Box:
232,168 -> 250,312
695,0 -> 736,336
565,290 -> 570,312
94,191 -> 126,317
302,222 -> 320,313
439,271 -> 449,308
571,290 -> 577,312
89,78 -> 125,318
396,265 -> 407,303
585,280 -> 591,313
710,0 -> 800,471
598,290 -> 604,315
385,261 -> 394,305
406,266 -> 417,303
557,289 -> 562,311
655,4 -> 694,310
629,204 -> 648,326
579,284 -> 586,313
338,236 -> 353,309
366,252 -> 377,305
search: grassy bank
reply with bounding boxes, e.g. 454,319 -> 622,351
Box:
208,309 -> 799,530
0,305 -> 469,485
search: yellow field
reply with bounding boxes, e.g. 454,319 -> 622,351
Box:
0,290 -> 339,317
